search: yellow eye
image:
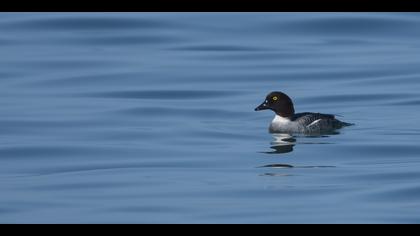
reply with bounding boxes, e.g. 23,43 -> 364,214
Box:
272,96 -> 278,101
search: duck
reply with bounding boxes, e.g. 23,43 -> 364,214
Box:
255,91 -> 353,134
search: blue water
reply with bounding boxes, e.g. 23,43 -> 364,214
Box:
1,13 -> 420,223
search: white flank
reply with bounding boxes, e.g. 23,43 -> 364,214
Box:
307,119 -> 321,127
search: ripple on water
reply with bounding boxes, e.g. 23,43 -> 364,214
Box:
332,144 -> 420,159
339,171 -> 420,183
169,44 -> 267,52
83,90 -> 242,100
0,146 -> 125,159
26,72 -> 143,88
25,182 -> 135,191
4,59 -> 122,70
67,34 -> 180,45
0,15 -> 183,47
0,38 -> 13,46
105,205 -> 193,214
365,185 -> 420,202
121,107 -> 248,119
297,93 -> 417,105
29,160 -> 219,176
389,99 -> 420,106
267,15 -> 420,37
0,15 -> 172,31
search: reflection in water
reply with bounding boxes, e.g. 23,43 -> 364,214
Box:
259,164 -> 294,168
259,133 -> 336,175
264,132 -> 339,154
264,133 -> 296,154
259,134 -> 296,174
259,173 -> 294,177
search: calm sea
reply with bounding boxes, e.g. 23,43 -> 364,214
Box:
1,13 -> 420,223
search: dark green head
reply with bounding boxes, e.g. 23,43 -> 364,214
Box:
255,91 -> 295,117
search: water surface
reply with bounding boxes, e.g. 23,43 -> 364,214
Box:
1,13 -> 420,223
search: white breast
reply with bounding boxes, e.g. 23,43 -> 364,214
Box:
272,115 -> 291,125
270,115 -> 293,132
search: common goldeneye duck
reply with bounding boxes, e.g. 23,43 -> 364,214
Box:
255,91 -> 353,134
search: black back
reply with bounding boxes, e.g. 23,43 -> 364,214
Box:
292,112 -> 335,125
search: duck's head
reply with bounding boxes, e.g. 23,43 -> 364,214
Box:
255,91 -> 295,117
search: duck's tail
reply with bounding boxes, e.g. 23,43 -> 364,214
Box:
341,121 -> 355,127
332,114 -> 354,127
